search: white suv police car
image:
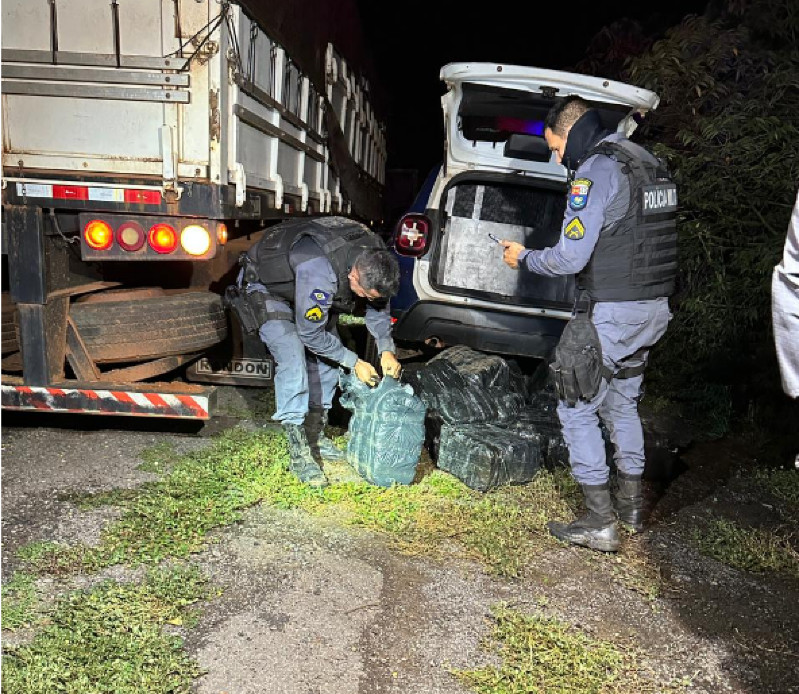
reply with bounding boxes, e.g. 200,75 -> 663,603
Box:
391,63 -> 660,358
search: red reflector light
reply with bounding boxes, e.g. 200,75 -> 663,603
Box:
216,223 -> 228,245
116,221 -> 146,251
84,220 -> 113,250
395,214 -> 430,257
148,223 -> 178,253
124,189 -> 162,205
54,184 -> 89,200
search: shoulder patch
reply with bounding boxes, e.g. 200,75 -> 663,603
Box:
569,178 -> 593,210
304,305 -> 325,322
564,217 -> 586,240
310,288 -> 332,305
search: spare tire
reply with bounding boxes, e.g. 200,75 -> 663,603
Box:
69,291 -> 228,364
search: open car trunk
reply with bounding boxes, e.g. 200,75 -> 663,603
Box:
431,175 -> 574,309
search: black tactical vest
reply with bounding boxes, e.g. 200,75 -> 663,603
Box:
577,140 -> 678,301
248,217 -> 386,312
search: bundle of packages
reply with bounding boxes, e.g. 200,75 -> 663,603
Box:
436,423 -> 543,492
403,346 -> 571,490
403,350 -> 526,424
339,371 -> 426,487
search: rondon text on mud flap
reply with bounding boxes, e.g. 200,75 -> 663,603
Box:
190,357 -> 274,386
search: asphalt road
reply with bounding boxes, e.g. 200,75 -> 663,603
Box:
2,386 -> 797,693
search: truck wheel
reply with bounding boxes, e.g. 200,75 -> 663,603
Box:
69,291 -> 228,364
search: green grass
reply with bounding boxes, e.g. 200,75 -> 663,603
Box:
137,441 -> 178,474
2,565 -> 216,694
694,518 -> 799,579
454,605 -> 677,694
748,468 -> 799,510
17,428 -> 582,579
1,573 -> 42,631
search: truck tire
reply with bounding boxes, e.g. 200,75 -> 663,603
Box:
69,291 -> 228,364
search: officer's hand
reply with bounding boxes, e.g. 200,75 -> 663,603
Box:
500,241 -> 525,269
380,352 -> 402,379
354,359 -> 380,387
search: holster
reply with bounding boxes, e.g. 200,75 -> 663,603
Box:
549,311 -> 605,407
223,286 -> 287,334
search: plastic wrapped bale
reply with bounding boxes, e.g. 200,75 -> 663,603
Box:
403,359 -> 525,425
339,372 -> 427,487
503,419 -> 570,468
429,345 -> 512,390
402,360 -> 495,423
437,423 -> 542,492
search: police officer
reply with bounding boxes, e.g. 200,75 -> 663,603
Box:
243,216 -> 401,488
501,96 -> 677,552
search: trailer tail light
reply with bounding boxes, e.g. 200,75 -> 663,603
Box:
216,223 -> 228,245
116,221 -> 146,251
84,220 -> 114,250
395,214 -> 430,257
181,224 -> 211,256
148,223 -> 178,254
79,214 -> 217,260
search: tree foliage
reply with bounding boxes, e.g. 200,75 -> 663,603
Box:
591,0 -> 799,434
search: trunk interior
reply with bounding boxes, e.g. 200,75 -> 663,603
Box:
431,177 -> 574,309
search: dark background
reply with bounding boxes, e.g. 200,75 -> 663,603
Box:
356,0 -> 710,179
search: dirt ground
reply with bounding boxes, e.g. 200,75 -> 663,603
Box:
1,386 -> 798,694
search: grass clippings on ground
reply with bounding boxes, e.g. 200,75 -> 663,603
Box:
2,565 -> 216,694
1,573 -> 43,631
16,428 -> 581,579
454,604 -> 686,694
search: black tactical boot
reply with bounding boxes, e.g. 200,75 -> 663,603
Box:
282,422 -> 328,488
308,408 -> 346,462
547,483 -> 620,552
614,471 -> 645,532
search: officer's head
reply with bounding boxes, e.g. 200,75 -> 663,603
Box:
545,96 -> 609,171
544,96 -> 591,164
348,249 -> 400,300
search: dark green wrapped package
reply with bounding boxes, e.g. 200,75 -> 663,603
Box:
339,372 -> 427,487
437,423 -> 543,492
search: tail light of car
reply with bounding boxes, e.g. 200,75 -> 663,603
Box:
395,214 -> 431,257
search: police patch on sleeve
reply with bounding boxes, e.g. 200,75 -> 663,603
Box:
568,178 -> 593,211
310,288 -> 332,306
564,217 -> 586,240
304,305 -> 324,322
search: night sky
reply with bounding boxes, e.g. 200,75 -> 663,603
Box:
356,0 -> 710,178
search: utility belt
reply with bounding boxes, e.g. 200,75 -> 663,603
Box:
549,294 -> 647,407
222,253 -> 294,334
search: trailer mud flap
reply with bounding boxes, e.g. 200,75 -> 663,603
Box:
1,385 -> 215,420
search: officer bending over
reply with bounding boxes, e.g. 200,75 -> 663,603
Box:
501,96 -> 677,552
240,216 -> 401,488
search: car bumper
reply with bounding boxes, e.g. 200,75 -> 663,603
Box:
392,301 -> 567,359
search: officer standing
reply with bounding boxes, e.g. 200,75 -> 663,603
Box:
243,216 -> 401,488
501,96 -> 677,552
